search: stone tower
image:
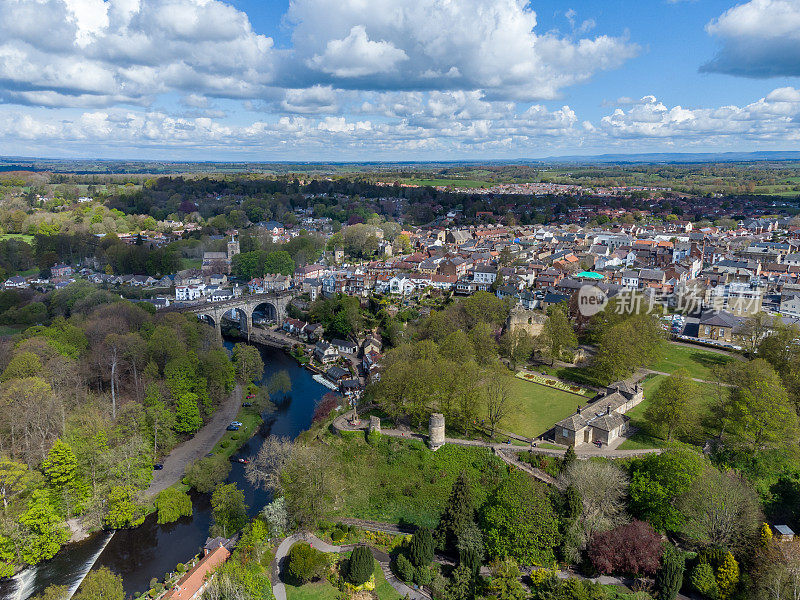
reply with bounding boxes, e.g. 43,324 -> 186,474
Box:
227,234 -> 240,261
428,413 -> 445,451
369,416 -> 381,434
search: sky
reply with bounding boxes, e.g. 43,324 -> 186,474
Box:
1,0 -> 800,161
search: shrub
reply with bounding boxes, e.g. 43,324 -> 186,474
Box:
409,527 -> 434,568
655,544 -> 685,600
690,563 -> 719,599
589,520 -> 663,576
395,553 -> 415,583
330,529 -> 345,543
286,542 -> 327,584
155,488 -> 193,525
345,546 -> 373,586
414,565 -> 433,586
716,552 -> 739,600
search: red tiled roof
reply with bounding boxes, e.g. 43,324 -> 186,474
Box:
162,545 -> 230,600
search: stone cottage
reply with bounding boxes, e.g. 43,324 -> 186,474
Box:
554,380 -> 644,446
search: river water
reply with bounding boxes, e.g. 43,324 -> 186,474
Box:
0,341 -> 329,600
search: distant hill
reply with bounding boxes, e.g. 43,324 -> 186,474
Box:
537,151 -> 800,164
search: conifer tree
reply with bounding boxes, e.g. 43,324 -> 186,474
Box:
435,472 -> 475,551
654,544 -> 684,600
716,552 -> 739,600
346,546 -> 373,585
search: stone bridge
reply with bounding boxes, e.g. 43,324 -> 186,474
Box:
169,291 -> 294,341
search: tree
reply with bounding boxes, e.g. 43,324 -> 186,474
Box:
19,490 -> 70,564
499,329 -> 535,369
436,472 -> 475,551
184,455 -> 231,493
232,343 -> 264,384
456,522 -> 485,575
154,488 -> 193,524
723,359 -> 799,450
738,311 -> 772,355
263,250 -> 295,276
589,520 -> 663,576
267,370 -> 292,399
174,392 -> 202,434
592,313 -> 664,384
444,564 -> 475,600
261,497 -> 290,537
409,527 -> 434,568
42,439 -> 78,492
286,542 -> 327,584
628,447 -> 704,532
644,369 -> 697,441
654,544 -> 685,600
104,485 -> 145,529
561,445 -> 576,473
716,552 -> 739,600
541,307 -> 577,365
72,567 -> 124,600
480,471 -> 559,566
29,585 -> 69,600
211,483 -> 248,537
0,458 -> 29,513
395,553 -> 415,583
690,562 -> 719,599
0,351 -> 42,382
484,371 -> 512,437
678,468 -> 761,553
346,546 -> 373,585
485,558 -> 527,600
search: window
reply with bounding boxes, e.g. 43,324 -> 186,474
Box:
704,326 -> 710,335
562,428 -> 569,438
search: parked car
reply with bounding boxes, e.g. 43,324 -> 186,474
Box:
153,463 -> 163,470
226,425 -> 239,431
231,421 -> 243,427
242,402 -> 253,407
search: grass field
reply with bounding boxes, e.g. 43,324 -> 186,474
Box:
181,257 -> 202,270
618,374 -> 722,450
504,376 -> 586,438
652,342 -> 735,380
0,325 -> 25,337
285,561 -> 400,600
329,432 -> 507,527
0,234 -> 34,243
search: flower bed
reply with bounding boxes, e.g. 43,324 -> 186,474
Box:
516,371 -> 589,396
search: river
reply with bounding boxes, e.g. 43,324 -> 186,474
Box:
0,341 -> 329,600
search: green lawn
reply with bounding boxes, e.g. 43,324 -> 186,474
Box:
0,234 -> 34,243
181,257 -> 202,270
286,560 -> 400,600
504,376 -> 586,438
329,432 -> 507,527
618,374 -> 722,450
652,342 -> 735,380
0,325 -> 25,337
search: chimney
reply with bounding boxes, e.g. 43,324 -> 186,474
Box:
577,405 -> 581,415
606,405 -> 611,415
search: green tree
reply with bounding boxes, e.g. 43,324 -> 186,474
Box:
211,483 -> 248,537
436,472 -> 475,551
562,445 -> 576,473
263,250 -> 295,276
644,369 -> 697,441
542,307 -> 578,365
485,557 -> 527,600
456,521 -> 485,575
480,471 -> 559,566
104,485 -> 145,529
346,546 -> 374,586
154,488 -> 193,524
286,542 -> 327,584
628,447 -> 704,532
19,490 -> 70,564
409,527 -> 435,568
690,562 -> 718,598
42,439 -> 78,492
1,351 -> 42,382
173,392 -> 202,434
184,455 -> 231,493
444,564 -> 475,600
654,544 -> 685,600
29,585 -> 69,600
0,457 -> 29,513
592,313 -> 663,384
716,552 -> 739,600
232,343 -> 264,384
72,567 -> 124,600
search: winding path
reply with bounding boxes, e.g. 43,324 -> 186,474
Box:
271,532 -> 429,600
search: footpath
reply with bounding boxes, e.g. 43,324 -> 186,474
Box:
271,532 -> 429,600
145,384 -> 242,497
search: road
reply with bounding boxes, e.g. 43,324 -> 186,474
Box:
144,384 -> 242,497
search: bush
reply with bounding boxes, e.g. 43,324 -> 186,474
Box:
395,553 -> 415,583
589,521 -> 663,576
155,488 -> 193,525
286,542 -> 327,584
330,529 -> 345,543
690,562 -> 719,599
414,565 -> 432,586
184,455 -> 231,493
345,546 -> 373,585
655,544 -> 685,600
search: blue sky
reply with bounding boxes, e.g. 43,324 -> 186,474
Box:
1,0 -> 799,160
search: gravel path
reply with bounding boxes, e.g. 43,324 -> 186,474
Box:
271,532 -> 429,600
144,384 -> 242,498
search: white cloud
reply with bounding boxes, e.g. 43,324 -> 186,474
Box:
703,0 -> 800,77
309,26 -> 408,78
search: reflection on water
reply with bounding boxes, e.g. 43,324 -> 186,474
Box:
0,341 -> 327,600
